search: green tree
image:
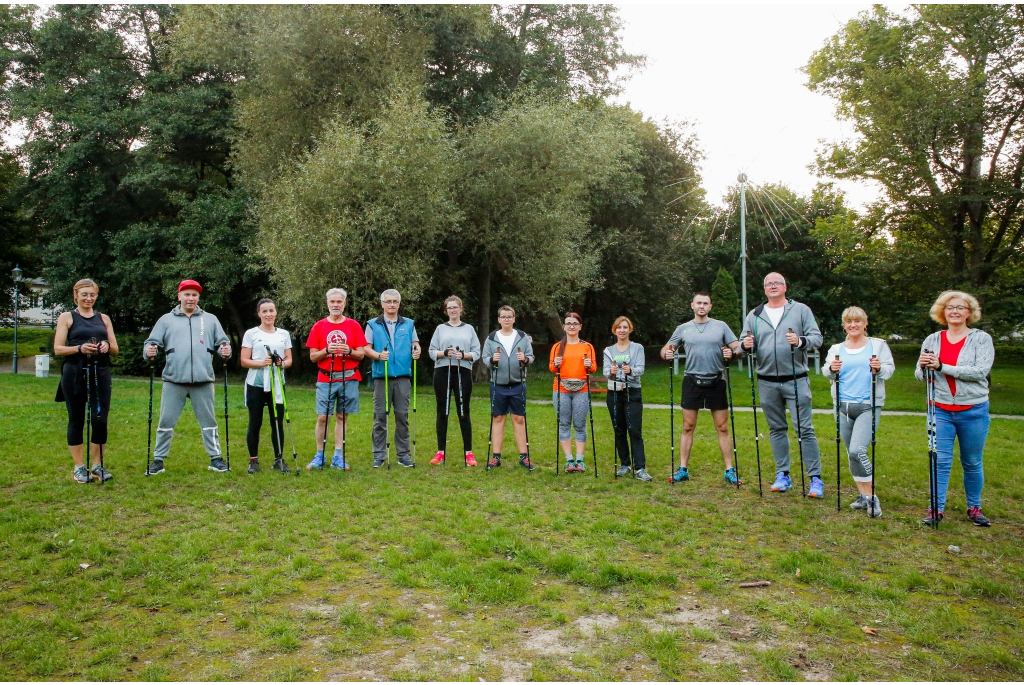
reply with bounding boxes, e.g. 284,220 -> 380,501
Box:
806,5 -> 1024,292
710,267 -> 741,335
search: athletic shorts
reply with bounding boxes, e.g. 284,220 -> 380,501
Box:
316,380 -> 360,416
492,383 -> 526,417
681,374 -> 728,411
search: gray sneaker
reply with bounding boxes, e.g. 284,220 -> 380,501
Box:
372,457 -> 386,468
208,457 -> 229,473
615,465 -> 632,477
145,459 -> 165,476
272,457 -> 291,473
634,468 -> 654,482
866,495 -> 882,518
74,465 -> 91,483
850,494 -> 869,510
398,456 -> 415,468
91,464 -> 113,482
247,458 -> 259,475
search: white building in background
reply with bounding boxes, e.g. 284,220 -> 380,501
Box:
5,277 -> 61,328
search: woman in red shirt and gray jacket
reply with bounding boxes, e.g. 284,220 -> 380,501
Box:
916,290 -> 995,527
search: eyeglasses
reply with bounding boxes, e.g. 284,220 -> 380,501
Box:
945,305 -> 969,312
764,281 -> 785,288
498,315 -> 514,320
564,322 -> 580,327
382,299 -> 400,305
446,306 -> 461,310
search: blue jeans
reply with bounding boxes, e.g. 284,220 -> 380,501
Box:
934,401 -> 989,510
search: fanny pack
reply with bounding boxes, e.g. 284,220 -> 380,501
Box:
689,373 -> 722,387
559,378 -> 586,392
326,369 -> 358,381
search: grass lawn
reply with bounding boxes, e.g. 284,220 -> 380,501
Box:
1,372 -> 1023,681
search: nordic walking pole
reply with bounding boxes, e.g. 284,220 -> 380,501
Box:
724,353 -> 739,488
668,351 -> 676,484
223,357 -> 231,471
455,346 -> 467,467
585,342 -> 599,478
788,328 -> 806,497
94,358 -> 105,485
834,354 -> 842,512
321,353 -> 335,470
411,343 -> 418,465
520,359 -> 531,467
745,332 -> 763,497
85,356 -> 92,479
605,348 -> 622,477
555,360 -> 562,476
146,361 -> 155,476
444,348 -> 453,467
273,359 -> 300,477
621,354 -> 635,477
384,344 -> 391,471
870,354 -> 877,517
923,351 -> 939,529
265,346 -> 284,470
486,351 -> 496,471
340,355 -> 347,472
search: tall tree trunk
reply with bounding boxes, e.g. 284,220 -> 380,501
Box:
474,261 -> 491,382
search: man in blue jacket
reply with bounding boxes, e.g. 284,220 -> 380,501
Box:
363,289 -> 421,468
144,280 -> 231,475
741,273 -> 825,497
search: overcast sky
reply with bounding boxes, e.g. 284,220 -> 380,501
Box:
613,4 -> 883,210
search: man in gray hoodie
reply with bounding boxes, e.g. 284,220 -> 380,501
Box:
741,273 -> 824,497
143,280 -> 231,475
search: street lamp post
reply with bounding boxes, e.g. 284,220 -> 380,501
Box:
12,264 -> 23,374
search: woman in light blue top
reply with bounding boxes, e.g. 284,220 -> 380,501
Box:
822,307 -> 894,518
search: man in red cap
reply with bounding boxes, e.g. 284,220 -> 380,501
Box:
143,279 -> 232,474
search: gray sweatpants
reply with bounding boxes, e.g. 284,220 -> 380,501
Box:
155,381 -> 220,458
553,390 -> 589,442
839,402 -> 881,483
758,377 -> 821,477
373,377 -> 411,458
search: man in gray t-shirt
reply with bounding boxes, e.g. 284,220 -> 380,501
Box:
660,291 -> 742,485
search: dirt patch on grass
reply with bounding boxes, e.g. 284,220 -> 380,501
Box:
573,613 -> 618,637
523,628 -> 572,655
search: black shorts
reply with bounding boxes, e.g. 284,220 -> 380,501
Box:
492,383 -> 527,417
681,374 -> 728,411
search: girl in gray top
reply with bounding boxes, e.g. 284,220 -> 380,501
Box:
603,317 -> 651,481
427,296 -> 481,466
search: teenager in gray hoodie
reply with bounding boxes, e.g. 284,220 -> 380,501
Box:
481,305 -> 535,470
143,280 -> 231,475
741,272 -> 824,498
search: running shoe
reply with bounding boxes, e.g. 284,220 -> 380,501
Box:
330,455 -> 350,471
967,506 -> 991,527
430,451 -> 445,465
634,468 -> 653,482
669,466 -> 689,483
247,458 -> 259,475
723,467 -> 741,485
91,464 -> 113,482
807,476 -> 824,498
398,456 -> 415,468
866,495 -> 882,519
145,459 -> 165,476
487,456 -> 501,469
307,453 -> 325,471
771,471 -> 791,492
373,457 -> 386,468
921,509 -> 944,525
616,465 -> 632,478
209,457 -> 229,473
73,465 -> 91,483
519,456 -> 535,471
574,459 -> 586,472
272,458 -> 291,473
465,452 -> 478,467
564,460 -> 577,473
850,494 -> 869,510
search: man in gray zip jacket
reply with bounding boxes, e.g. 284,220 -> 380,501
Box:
480,306 -> 536,469
143,280 -> 231,475
741,273 -> 825,497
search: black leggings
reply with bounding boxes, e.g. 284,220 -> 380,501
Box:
606,388 -> 645,468
62,363 -> 111,446
433,366 -> 473,452
246,384 -> 284,459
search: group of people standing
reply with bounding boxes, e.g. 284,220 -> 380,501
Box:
52,273 -> 996,526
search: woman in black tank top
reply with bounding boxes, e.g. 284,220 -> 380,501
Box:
53,279 -> 120,483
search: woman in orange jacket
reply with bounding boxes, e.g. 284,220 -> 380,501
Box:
549,312 -> 599,472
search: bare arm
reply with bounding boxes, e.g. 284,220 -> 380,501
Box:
53,312 -> 77,356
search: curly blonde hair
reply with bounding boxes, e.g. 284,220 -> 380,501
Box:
929,291 -> 982,325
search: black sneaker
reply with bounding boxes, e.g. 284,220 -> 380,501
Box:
967,506 -> 991,527
398,456 -> 415,468
922,509 -> 944,526
91,464 -> 113,482
373,457 -> 386,468
247,458 -> 259,475
145,459 -> 165,476
272,458 -> 291,473
209,457 -> 229,473
615,465 -> 632,478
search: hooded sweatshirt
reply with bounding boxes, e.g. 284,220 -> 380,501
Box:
481,329 -> 535,385
143,305 -> 231,384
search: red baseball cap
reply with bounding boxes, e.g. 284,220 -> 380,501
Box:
178,279 -> 203,293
